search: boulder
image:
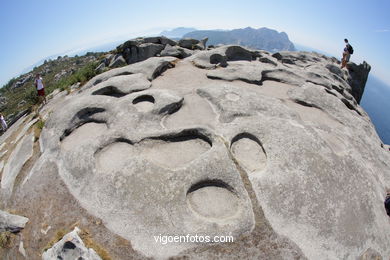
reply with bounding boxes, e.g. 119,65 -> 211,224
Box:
197,37 -> 208,50
160,44 -> 193,58
95,62 -> 106,73
190,45 -> 258,69
143,36 -> 177,46
42,227 -> 102,260
0,210 -> 29,233
178,37 -> 208,50
108,54 -> 126,68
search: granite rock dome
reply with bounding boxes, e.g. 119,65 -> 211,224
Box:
0,41 -> 389,260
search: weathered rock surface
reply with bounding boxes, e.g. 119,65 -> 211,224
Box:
0,42 -> 389,260
81,56 -> 177,91
160,44 -> 193,58
178,37 -> 208,50
115,36 -> 177,65
42,227 -> 102,260
1,133 -> 34,198
108,54 -> 126,68
0,209 -> 29,233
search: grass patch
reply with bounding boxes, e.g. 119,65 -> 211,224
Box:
36,118 -> 45,130
80,229 -> 112,260
33,116 -> 45,141
42,228 -> 67,252
0,231 -> 13,248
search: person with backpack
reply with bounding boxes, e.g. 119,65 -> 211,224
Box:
341,38 -> 354,69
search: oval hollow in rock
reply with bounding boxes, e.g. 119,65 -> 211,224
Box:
132,95 -> 155,112
92,86 -> 126,98
231,133 -> 267,172
95,141 -> 134,173
141,134 -> 211,169
187,180 -> 240,219
61,122 -> 107,151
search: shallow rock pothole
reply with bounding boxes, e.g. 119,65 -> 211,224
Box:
132,95 -> 155,112
231,133 -> 267,172
186,180 -> 240,219
141,134 -> 211,169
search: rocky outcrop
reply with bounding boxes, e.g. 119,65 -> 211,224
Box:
0,41 -> 389,260
0,95 -> 6,110
108,54 -> 126,68
160,44 -> 193,58
109,36 -> 207,68
271,51 -> 371,103
0,210 -> 29,233
11,74 -> 33,89
178,37 -> 208,50
42,227 -> 102,260
115,36 -> 176,65
346,61 -> 371,103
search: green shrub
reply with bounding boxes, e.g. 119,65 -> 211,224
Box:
24,87 -> 39,105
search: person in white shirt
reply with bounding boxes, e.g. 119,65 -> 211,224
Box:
0,112 -> 7,131
35,73 -> 46,104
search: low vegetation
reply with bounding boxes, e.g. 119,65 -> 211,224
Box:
42,229 -> 67,252
79,229 -> 112,260
0,52 -> 106,122
0,231 -> 12,248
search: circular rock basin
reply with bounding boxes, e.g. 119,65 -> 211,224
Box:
187,184 -> 239,219
132,95 -> 155,112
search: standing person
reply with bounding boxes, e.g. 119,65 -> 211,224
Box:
341,38 -> 353,69
35,73 -> 47,104
0,112 -> 7,131
385,190 -> 390,217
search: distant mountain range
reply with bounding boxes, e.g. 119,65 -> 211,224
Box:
160,27 -> 197,38
181,27 -> 295,52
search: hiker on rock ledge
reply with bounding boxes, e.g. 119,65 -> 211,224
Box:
341,38 -> 353,69
35,73 -> 47,105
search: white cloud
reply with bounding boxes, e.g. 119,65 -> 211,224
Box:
374,29 -> 389,33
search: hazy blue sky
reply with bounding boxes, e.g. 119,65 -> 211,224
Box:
1,0 -> 389,87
